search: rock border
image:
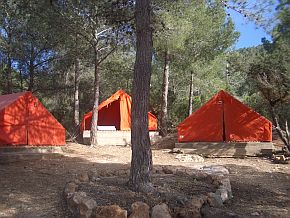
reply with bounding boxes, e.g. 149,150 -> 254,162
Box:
63,165 -> 233,218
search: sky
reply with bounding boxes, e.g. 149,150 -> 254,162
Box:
232,14 -> 272,49
226,1 -> 276,49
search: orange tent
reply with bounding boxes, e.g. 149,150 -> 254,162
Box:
177,90 -> 272,142
0,92 -> 65,146
81,90 -> 157,131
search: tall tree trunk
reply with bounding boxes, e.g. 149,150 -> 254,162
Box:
90,44 -> 100,146
129,0 -> 153,191
6,30 -> 12,94
160,50 -> 170,137
74,57 -> 80,127
188,71 -> 194,116
7,54 -> 12,94
19,70 -> 23,91
28,61 -> 34,91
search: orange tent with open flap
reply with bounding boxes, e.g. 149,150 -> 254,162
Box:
0,92 -> 66,146
177,90 -> 272,142
80,90 -> 158,131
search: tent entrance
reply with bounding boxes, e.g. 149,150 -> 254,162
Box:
221,100 -> 226,142
98,99 -> 121,130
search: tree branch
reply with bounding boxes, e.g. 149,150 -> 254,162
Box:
97,46 -> 116,66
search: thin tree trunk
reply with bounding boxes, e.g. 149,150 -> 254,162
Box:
160,50 -> 170,137
28,61 -> 34,91
90,44 -> 100,146
6,30 -> 12,94
129,0 -> 153,191
19,70 -> 23,91
74,57 -> 80,127
7,54 -> 12,94
188,71 -> 194,116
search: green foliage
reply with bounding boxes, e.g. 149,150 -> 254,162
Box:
150,0 -> 239,127
1,0 -> 288,134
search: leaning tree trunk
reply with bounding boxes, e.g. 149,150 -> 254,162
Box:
160,50 -> 170,137
188,71 -> 194,116
90,44 -> 100,146
129,0 -> 153,191
74,57 -> 80,127
270,106 -> 290,152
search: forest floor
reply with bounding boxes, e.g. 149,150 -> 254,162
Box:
0,141 -> 289,218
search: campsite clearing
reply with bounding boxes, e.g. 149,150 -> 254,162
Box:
0,143 -> 289,217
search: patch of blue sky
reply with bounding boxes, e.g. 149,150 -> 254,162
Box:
225,0 -> 278,49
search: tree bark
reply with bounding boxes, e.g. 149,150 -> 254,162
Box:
19,70 -> 23,91
188,71 -> 194,116
6,30 -> 12,94
270,106 -> 290,151
74,57 -> 80,127
160,50 -> 170,137
28,60 -> 34,91
7,54 -> 12,94
90,44 -> 100,146
129,0 -> 153,191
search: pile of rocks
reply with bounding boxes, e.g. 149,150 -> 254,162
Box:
63,165 -> 233,218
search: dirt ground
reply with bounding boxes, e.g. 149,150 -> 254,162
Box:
0,143 -> 289,218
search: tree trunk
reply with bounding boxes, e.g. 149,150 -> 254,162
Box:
188,71 -> 194,116
129,0 -> 153,191
7,54 -> 12,94
6,30 -> 12,94
90,44 -> 100,146
160,50 -> 170,137
28,61 -> 34,91
19,70 -> 23,91
270,106 -> 290,151
74,57 -> 80,127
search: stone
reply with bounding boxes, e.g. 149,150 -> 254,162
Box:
215,188 -> 229,203
79,198 -> 97,218
67,192 -> 87,214
193,171 -> 208,180
129,201 -> 150,218
78,172 -> 89,182
186,195 -> 206,211
174,207 -> 201,218
210,174 -> 226,184
202,166 -> 229,175
63,182 -> 78,198
151,203 -> 171,218
218,178 -> 233,201
207,192 -> 223,208
95,205 -> 127,218
174,195 -> 206,218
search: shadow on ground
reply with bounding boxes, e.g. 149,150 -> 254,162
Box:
0,151 -> 289,218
